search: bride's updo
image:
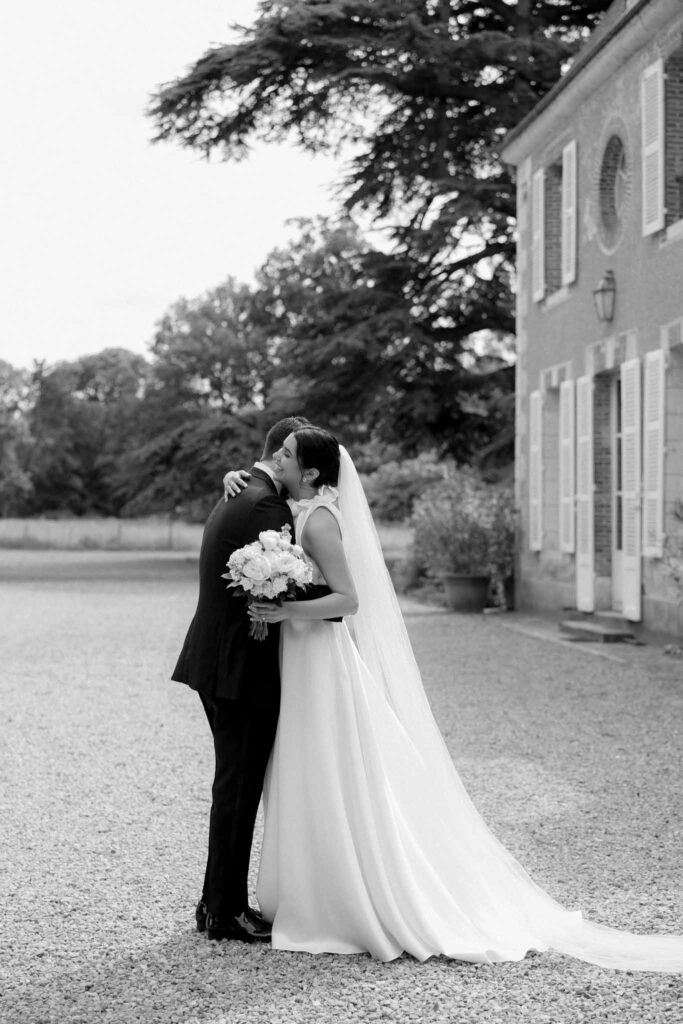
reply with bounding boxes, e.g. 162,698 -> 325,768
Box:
293,427 -> 340,487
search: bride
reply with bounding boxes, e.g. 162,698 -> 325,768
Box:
234,425 -> 682,971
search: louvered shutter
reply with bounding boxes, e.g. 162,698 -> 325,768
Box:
559,379 -> 576,553
575,376 -> 594,611
641,59 -> 665,236
531,169 -> 545,301
561,141 -> 577,285
642,349 -> 665,557
528,390 -> 543,551
621,358 -> 642,621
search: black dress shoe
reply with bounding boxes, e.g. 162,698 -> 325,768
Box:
195,900 -> 208,933
206,906 -> 272,943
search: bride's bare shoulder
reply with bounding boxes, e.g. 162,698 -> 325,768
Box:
301,504 -> 342,548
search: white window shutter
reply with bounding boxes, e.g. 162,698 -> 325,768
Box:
641,59 -> 665,236
528,390 -> 543,551
561,140 -> 577,285
642,349 -> 665,557
575,375 -> 594,611
531,169 -> 545,302
621,358 -> 642,621
559,379 -> 576,553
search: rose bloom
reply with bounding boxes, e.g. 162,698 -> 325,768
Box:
259,530 -> 282,551
242,554 -> 272,583
273,553 -> 302,576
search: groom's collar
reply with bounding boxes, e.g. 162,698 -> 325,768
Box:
252,461 -> 283,494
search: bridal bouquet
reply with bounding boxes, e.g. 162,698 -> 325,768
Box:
222,525 -> 312,640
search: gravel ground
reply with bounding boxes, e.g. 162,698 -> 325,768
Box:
1,550 -> 682,1024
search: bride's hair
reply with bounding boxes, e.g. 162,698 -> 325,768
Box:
293,427 -> 340,487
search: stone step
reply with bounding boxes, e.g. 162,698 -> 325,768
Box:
559,619 -> 635,643
593,611 -> 633,632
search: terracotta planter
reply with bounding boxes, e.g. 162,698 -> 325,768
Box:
442,574 -> 489,612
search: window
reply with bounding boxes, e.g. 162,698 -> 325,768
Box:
641,49 -> 683,235
530,140 -> 577,303
544,159 -> 563,294
665,45 -> 683,226
598,134 -> 630,249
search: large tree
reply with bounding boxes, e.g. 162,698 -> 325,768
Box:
25,350 -> 149,516
111,280 -> 275,518
148,277 -> 273,412
252,216 -> 514,458
149,0 -> 611,370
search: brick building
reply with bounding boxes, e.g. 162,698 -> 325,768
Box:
501,0 -> 683,637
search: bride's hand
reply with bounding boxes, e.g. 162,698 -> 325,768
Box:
223,469 -> 251,501
248,600 -> 289,624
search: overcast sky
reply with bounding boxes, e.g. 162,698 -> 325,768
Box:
1,1 -> 341,371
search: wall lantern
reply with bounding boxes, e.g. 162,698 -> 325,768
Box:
592,270 -> 616,323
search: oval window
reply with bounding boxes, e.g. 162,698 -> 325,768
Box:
599,135 -> 628,248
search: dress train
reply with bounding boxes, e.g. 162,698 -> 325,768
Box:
255,488 -> 682,971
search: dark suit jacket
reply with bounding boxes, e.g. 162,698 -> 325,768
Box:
172,467 -> 294,707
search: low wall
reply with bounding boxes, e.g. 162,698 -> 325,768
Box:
0,517 -> 203,551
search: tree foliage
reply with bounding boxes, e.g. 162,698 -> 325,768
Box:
149,0 -> 612,361
25,351 -> 150,516
0,361 -> 34,515
149,277 -> 273,413
111,410 -> 263,521
252,216 -> 514,458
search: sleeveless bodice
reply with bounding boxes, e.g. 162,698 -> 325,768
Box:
288,491 -> 343,586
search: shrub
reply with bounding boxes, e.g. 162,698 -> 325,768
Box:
663,499 -> 683,602
411,468 -> 516,600
361,452 -> 446,522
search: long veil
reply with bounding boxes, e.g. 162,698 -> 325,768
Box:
336,446 -> 683,972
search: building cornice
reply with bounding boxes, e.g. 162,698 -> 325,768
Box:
501,0 -> 681,166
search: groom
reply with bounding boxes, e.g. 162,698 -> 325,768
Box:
172,415 -> 309,942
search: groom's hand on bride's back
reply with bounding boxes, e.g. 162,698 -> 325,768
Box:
223,469 -> 251,501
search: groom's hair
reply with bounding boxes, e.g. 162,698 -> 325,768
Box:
262,416 -> 311,458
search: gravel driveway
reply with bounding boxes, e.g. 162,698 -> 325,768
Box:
1,551 -> 682,1023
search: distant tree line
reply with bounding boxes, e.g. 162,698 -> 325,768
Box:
0,219 -> 514,522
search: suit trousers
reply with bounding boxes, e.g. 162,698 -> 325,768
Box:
199,693 -> 279,918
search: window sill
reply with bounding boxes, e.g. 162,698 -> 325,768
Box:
661,219 -> 683,246
542,286 -> 570,310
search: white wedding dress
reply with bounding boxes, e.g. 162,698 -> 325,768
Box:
256,450 -> 683,971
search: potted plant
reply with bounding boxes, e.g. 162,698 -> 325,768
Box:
487,486 -> 517,609
412,468 -> 502,612
662,500 -> 683,602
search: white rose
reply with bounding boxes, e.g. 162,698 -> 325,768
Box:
259,530 -> 281,551
242,554 -> 272,583
272,553 -> 299,575
291,544 -> 304,557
